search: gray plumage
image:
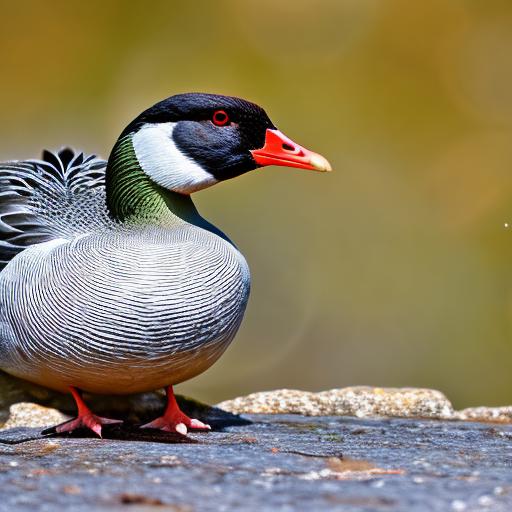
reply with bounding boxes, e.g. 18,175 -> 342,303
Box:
0,149 -> 250,394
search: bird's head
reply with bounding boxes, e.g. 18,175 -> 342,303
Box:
120,92 -> 331,194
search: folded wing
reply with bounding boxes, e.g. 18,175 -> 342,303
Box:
0,148 -> 111,269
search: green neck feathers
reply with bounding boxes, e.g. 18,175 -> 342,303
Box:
105,135 -> 228,240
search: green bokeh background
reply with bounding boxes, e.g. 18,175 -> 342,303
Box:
1,1 -> 512,408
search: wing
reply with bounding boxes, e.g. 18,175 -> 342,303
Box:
0,148 -> 112,270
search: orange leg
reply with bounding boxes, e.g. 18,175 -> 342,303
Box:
141,385 -> 211,435
55,386 -> 122,438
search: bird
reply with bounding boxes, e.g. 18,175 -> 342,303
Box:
0,93 -> 331,437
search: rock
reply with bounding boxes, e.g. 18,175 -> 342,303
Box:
217,387 -> 512,424
216,389 -> 325,415
0,414 -> 511,511
316,387 -> 454,419
0,402 -> 68,430
217,386 -> 454,419
2,379 -> 512,431
1,384 -> 512,510
455,406 -> 512,423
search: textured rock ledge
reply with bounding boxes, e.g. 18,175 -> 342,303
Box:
2,384 -> 512,430
217,387 -> 512,424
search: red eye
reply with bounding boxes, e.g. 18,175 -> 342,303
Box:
212,110 -> 229,126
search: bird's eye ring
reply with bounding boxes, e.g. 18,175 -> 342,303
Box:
212,110 -> 229,126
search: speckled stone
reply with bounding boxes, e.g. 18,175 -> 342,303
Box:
455,406 -> 512,423
0,402 -> 68,430
217,389 -> 325,416
316,387 -> 454,419
217,387 -> 455,419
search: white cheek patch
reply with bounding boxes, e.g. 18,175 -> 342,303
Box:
132,122 -> 218,194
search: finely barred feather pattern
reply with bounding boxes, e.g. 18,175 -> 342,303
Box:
0,225 -> 250,393
0,146 -> 251,394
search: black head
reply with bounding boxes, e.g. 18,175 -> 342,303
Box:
121,92 -> 330,195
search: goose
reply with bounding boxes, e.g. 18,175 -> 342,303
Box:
0,93 -> 331,436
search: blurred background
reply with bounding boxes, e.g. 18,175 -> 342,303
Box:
1,0 -> 512,408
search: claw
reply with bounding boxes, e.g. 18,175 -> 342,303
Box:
189,418 -> 210,429
175,423 -> 188,435
52,387 -> 122,438
141,385 -> 211,435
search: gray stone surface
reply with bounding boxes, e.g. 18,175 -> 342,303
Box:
1,377 -> 512,511
0,414 -> 511,511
